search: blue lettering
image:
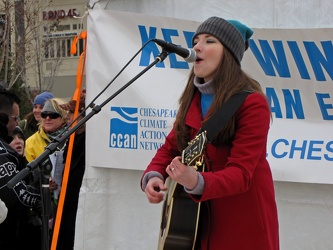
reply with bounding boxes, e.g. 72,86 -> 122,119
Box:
249,39 -> 291,77
307,141 -> 323,160
324,141 -> 333,161
283,89 -> 304,119
266,87 -> 304,119
287,41 -> 310,80
140,141 -> 163,150
138,25 -> 165,68
266,87 -> 282,118
183,31 -> 195,48
270,139 -> 333,161
289,140 -> 307,159
250,40 -> 333,81
161,28 -> 189,69
138,26 -> 195,69
271,139 -> 289,158
315,93 -> 333,120
304,41 -> 333,81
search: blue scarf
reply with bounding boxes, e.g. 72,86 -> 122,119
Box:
193,77 -> 215,118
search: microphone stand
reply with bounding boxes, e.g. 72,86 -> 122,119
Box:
7,50 -> 169,250
40,157 -> 53,250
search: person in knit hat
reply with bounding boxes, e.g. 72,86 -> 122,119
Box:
25,97 -> 67,163
60,90 -> 86,132
33,92 -> 54,107
191,17 -> 253,65
19,91 -> 55,139
141,17 -> 279,250
25,97 -> 68,199
57,91 -> 86,249
9,126 -> 26,156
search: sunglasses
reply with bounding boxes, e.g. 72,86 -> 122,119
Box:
10,115 -> 20,122
41,112 -> 61,119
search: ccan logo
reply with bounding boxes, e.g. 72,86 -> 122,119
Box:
109,107 -> 138,149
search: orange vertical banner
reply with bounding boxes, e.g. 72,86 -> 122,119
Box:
50,30 -> 87,250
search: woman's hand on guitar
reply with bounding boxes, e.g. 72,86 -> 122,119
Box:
145,177 -> 167,204
167,156 -> 199,190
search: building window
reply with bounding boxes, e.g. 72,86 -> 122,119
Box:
58,24 -> 71,31
42,19 -> 85,59
43,36 -> 84,59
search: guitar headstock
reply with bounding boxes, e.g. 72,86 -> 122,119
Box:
181,131 -> 208,167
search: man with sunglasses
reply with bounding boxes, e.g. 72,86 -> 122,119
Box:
0,85 -> 20,136
0,87 -> 41,249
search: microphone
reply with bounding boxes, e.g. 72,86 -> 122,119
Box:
153,39 -> 196,63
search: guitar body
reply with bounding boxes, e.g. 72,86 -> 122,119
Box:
158,132 -> 207,250
158,179 -> 201,250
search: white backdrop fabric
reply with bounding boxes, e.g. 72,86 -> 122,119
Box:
75,1 -> 333,249
86,10 -> 333,184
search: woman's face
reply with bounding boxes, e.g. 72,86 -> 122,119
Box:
33,104 -> 44,122
41,112 -> 64,133
64,111 -> 85,133
10,135 -> 24,156
65,111 -> 74,126
193,34 -> 224,82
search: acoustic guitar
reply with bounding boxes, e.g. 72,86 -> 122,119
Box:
158,131 -> 208,250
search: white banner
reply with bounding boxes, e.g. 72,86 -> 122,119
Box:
86,10 -> 333,184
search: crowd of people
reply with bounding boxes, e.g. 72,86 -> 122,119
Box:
0,85 -> 86,250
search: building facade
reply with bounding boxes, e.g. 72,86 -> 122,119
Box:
27,0 -> 87,98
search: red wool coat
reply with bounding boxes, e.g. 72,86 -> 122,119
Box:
142,91 -> 279,250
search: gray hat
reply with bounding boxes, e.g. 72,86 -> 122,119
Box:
42,100 -> 58,114
192,16 -> 253,65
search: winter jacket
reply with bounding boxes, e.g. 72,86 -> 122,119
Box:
0,138 -> 40,209
0,122 -> 41,249
25,127 -> 51,163
57,131 -> 86,250
142,91 -> 279,250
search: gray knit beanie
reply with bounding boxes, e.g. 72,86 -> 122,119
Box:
42,100 -> 58,114
192,16 -> 253,65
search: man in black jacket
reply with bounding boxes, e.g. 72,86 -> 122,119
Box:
0,87 -> 41,250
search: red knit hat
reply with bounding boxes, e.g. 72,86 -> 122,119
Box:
60,91 -> 86,115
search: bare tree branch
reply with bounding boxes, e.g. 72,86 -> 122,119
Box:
0,0 -> 64,99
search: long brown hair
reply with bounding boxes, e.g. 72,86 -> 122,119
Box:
174,48 -> 265,151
